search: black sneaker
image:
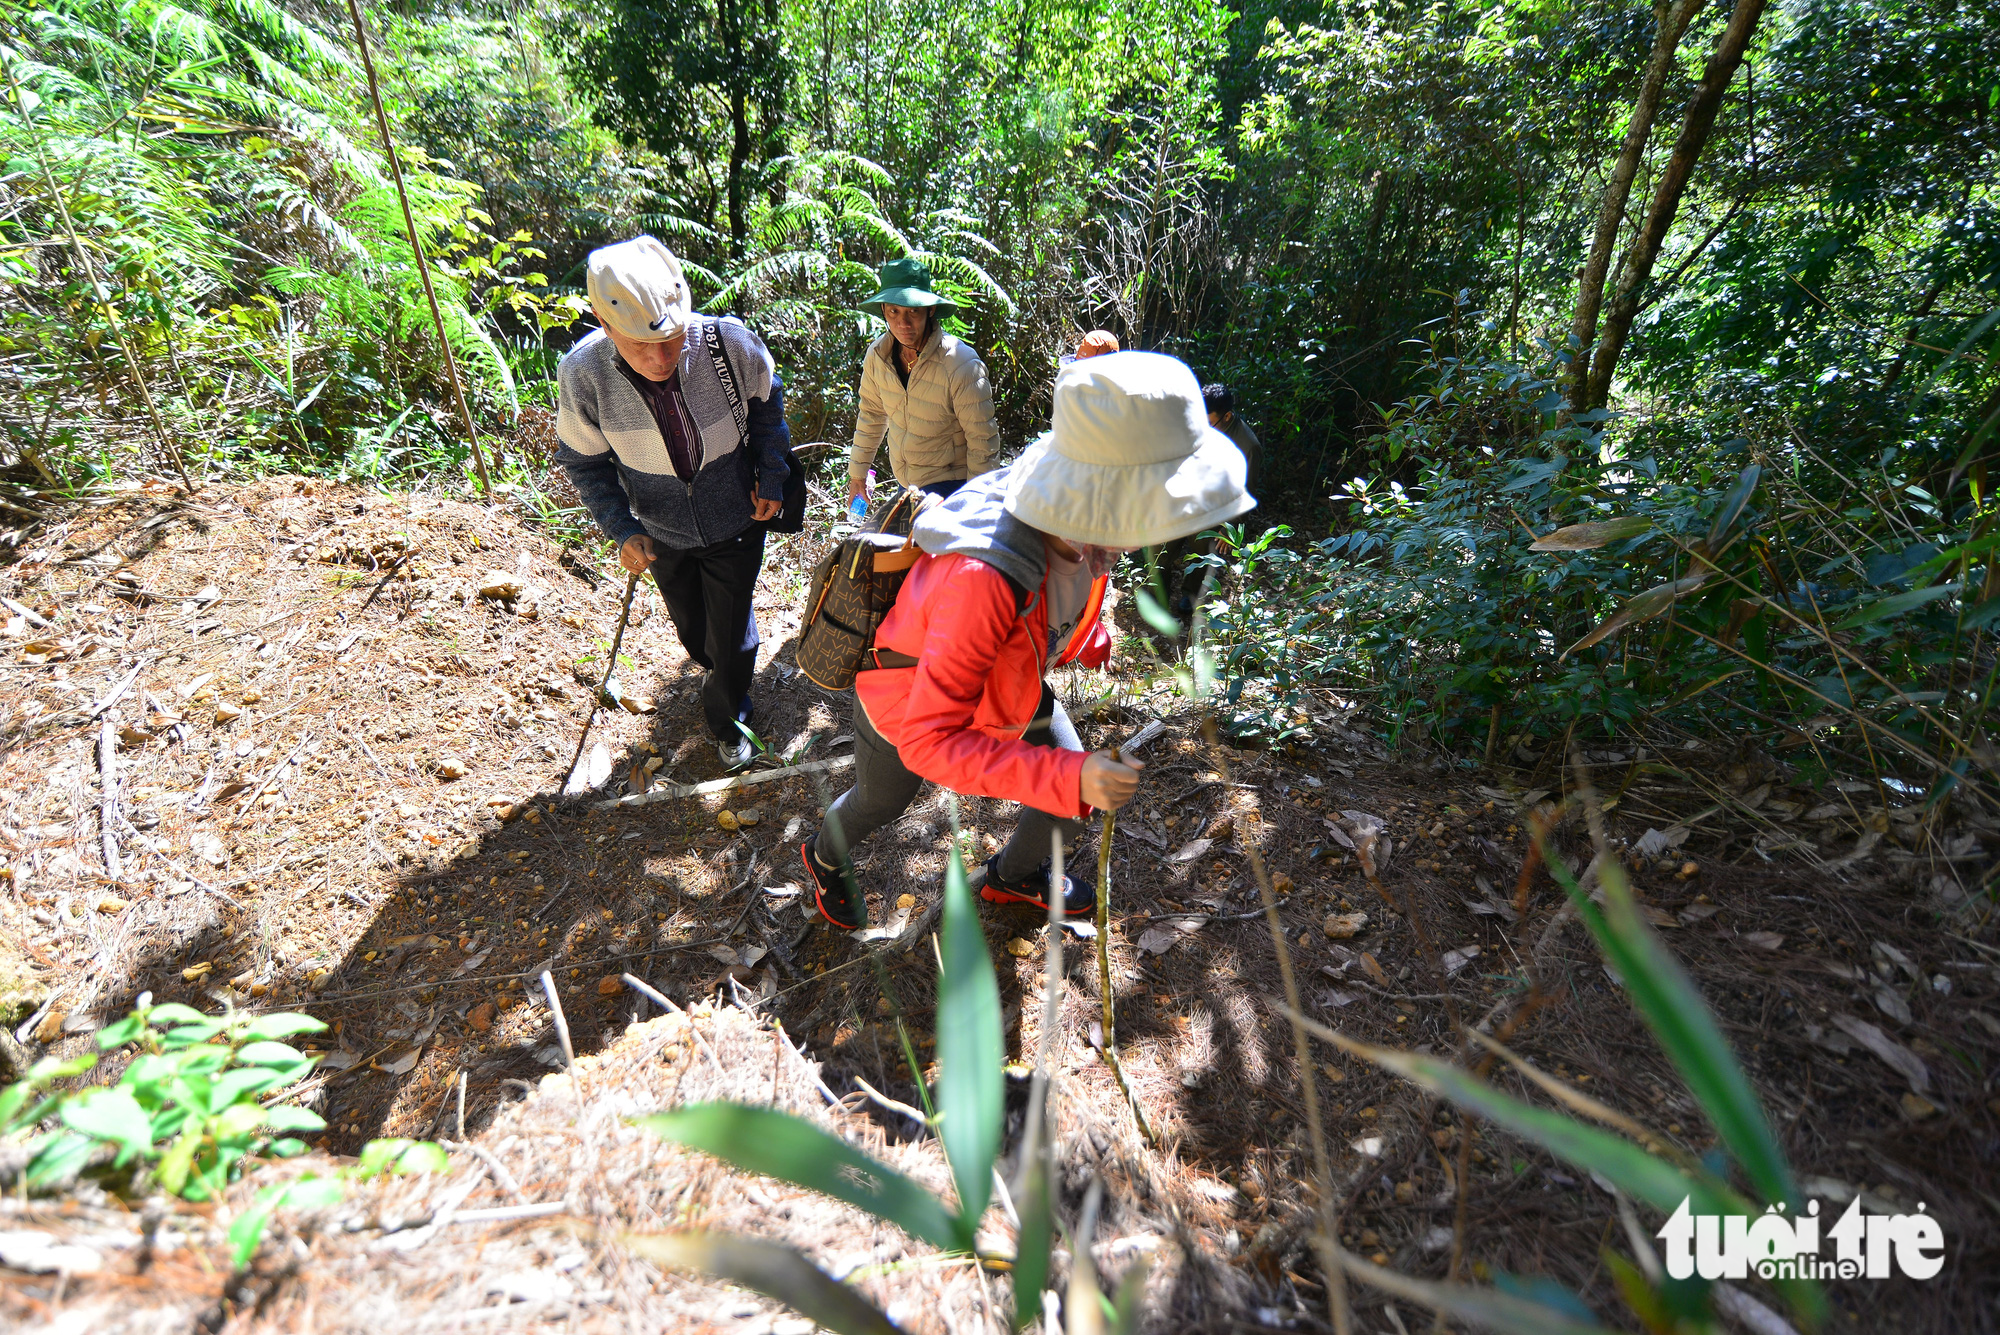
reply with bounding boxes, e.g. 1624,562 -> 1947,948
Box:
801,836 -> 866,930
980,853 -> 1095,917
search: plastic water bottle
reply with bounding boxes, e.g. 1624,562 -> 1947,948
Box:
848,470 -> 873,524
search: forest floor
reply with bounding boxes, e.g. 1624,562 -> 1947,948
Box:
1,474 -> 1996,1332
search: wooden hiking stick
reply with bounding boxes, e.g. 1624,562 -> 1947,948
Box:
563,569 -> 641,792
1094,745 -> 1155,1145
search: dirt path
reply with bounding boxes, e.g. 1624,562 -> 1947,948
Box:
2,477 -> 1994,1330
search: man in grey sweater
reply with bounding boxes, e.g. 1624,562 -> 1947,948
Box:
555,235 -> 792,772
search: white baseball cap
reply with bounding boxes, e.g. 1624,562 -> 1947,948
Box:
586,235 -> 692,342
1003,351 -> 1255,548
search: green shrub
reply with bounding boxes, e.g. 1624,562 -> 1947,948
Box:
1188,337 -> 1995,809
1,994 -> 449,1268
1,994 -> 328,1196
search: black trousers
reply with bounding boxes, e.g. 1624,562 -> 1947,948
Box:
649,526 -> 765,742
919,477 -> 967,500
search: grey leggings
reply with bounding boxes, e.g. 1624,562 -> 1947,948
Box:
817,685 -> 1085,883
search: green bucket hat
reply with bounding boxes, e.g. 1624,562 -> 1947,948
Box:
860,257 -> 957,318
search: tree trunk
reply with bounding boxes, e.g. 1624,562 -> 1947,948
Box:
1564,0 -> 1707,410
732,83 -> 752,263
720,0 -> 749,264
1587,0 -> 1769,409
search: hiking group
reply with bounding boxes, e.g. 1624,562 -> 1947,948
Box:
556,235 -> 1259,931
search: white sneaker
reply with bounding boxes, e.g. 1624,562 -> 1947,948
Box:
718,737 -> 756,773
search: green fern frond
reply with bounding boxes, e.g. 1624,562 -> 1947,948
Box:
914,250 -> 1016,316
634,211 -> 722,244
211,0 -> 352,73
704,248 -> 832,309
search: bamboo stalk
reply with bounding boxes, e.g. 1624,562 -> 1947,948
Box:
340,0 -> 494,495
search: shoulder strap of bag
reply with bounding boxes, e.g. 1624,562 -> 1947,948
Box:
702,318 -> 749,436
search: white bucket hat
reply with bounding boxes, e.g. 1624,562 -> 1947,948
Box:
1003,351 -> 1256,547
586,235 -> 692,342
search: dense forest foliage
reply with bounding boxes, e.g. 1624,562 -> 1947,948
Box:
3,0 -> 1997,798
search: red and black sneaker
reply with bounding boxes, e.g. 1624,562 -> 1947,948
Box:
801,836 -> 866,931
979,853 -> 1096,917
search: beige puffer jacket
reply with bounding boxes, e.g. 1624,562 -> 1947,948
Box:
848,328 -> 1001,488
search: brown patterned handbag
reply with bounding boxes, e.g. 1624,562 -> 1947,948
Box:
794,531 -> 925,690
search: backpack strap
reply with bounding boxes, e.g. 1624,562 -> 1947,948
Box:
702,318 -> 749,436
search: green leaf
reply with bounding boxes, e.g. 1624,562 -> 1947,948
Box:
208,1066 -> 289,1106
618,1230 -> 900,1335
266,1137 -> 311,1157
1835,582 -> 1960,629
355,1138 -> 448,1176
635,1105 -> 961,1252
1109,1252 -> 1152,1335
94,1012 -> 150,1049
1964,594 -> 2000,631
215,1100 -> 266,1141
228,1194 -> 280,1269
26,1132 -> 100,1187
160,1020 -> 231,1047
235,1041 -> 309,1068
1704,464 -> 1762,550
1528,516 -> 1653,551
0,1054 -> 97,1131
262,1104 -> 327,1133
145,1003 -> 211,1028
1333,1245 -> 1621,1335
1010,1148 -> 1052,1331
238,1013 -> 327,1042
1564,574 -> 1709,657
157,1122 -> 202,1196
937,804 -> 1003,1238
60,1086 -> 154,1162
227,1175 -> 342,1269
1132,587 -> 1182,638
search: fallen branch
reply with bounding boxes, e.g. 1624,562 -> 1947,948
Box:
85,662 -> 145,721
595,754 -> 857,809
97,716 -> 121,881
440,1137 -> 528,1203
445,1202 -> 566,1225
229,731 -> 315,822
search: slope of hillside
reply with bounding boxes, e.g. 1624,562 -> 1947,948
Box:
1,477 -> 1993,1331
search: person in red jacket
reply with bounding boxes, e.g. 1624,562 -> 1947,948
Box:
800,351 -> 1256,929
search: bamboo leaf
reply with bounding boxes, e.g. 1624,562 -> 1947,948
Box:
1285,1013 -> 1740,1219
619,1230 -> 901,1335
1564,573 -> 1709,657
634,1104 -> 962,1252
1529,516 -> 1653,551
937,803 -> 1003,1237
1704,464 -> 1762,549
1333,1245 -> 1621,1335
1835,582 -> 1960,629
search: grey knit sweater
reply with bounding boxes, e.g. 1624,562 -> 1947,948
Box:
555,317 -> 791,551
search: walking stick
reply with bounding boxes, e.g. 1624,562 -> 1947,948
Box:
1094,745 -> 1155,1145
564,568 -> 642,792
